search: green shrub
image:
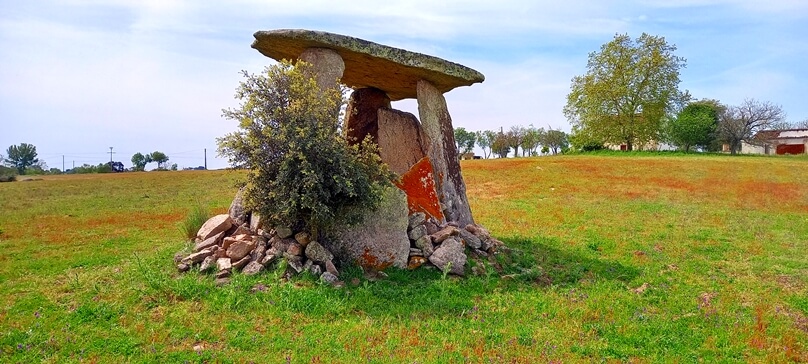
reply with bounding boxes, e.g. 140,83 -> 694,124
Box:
218,61 -> 393,237
179,205 -> 209,241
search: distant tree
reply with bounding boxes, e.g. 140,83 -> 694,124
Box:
150,151 -> 169,169
522,126 -> 544,156
564,33 -> 688,151
475,130 -> 496,159
506,125 -> 527,157
491,132 -> 511,158
107,161 -> 125,173
131,152 -> 148,171
541,129 -> 570,155
666,100 -> 721,152
47,168 -> 62,175
569,125 -> 605,152
170,163 -> 178,171
717,99 -> 785,155
454,127 -> 476,157
794,119 -> 808,129
4,143 -> 39,175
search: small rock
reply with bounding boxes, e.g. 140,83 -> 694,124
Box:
215,269 -> 231,279
430,226 -> 459,244
294,232 -> 312,246
275,226 -> 293,239
414,235 -> 431,249
251,244 -> 266,263
177,263 -> 190,273
424,220 -> 439,235
242,261 -> 264,275
270,236 -> 292,253
325,260 -> 339,276
409,248 -> 423,257
197,214 -> 233,241
428,237 -> 466,276
232,224 -> 251,237
408,256 -> 427,270
447,221 -> 460,228
287,242 -> 304,256
215,277 -> 231,286
173,252 -> 185,264
228,187 -> 248,226
249,213 -> 263,232
182,249 -> 215,264
320,272 -> 340,285
286,255 -> 304,273
193,231 -> 225,252
302,259 -> 313,273
350,277 -> 361,286
216,257 -> 232,271
305,241 -> 334,263
464,224 -> 479,235
422,241 -> 435,258
310,264 -> 323,277
472,249 -> 489,258
633,283 -> 650,294
408,225 -> 427,241
222,236 -> 237,251
458,229 -> 482,250
468,224 -> 491,240
407,212 -> 426,230
232,255 -> 251,270
199,255 -> 216,272
227,240 -> 257,261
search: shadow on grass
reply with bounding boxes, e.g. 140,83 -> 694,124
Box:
135,235 -> 639,320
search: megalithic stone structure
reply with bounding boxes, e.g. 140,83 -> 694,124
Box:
251,29 -> 484,268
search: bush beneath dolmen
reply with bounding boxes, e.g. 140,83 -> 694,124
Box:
217,60 -> 394,238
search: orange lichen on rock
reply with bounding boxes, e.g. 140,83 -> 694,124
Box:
394,157 -> 445,222
358,248 -> 394,271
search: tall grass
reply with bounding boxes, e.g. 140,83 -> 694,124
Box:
178,204 -> 210,241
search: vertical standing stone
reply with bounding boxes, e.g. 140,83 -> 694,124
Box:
344,87 -> 391,145
299,48 -> 345,92
416,79 -> 474,227
377,108 -> 428,176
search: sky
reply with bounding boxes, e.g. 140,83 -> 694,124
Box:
1,0 -> 806,170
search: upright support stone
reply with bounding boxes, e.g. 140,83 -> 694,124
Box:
416,79 -> 474,227
299,48 -> 345,92
377,108 -> 428,176
344,87 -> 391,145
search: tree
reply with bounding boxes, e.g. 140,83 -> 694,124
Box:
454,127 -> 476,157
475,130 -> 496,159
522,126 -> 544,156
506,125 -> 527,157
217,61 -> 393,237
491,132 -> 511,158
717,99 -> 785,155
666,100 -> 721,152
564,33 -> 688,151
107,161 -> 125,173
131,152 -> 148,171
541,129 -> 570,155
150,151 -> 169,169
4,143 -> 39,175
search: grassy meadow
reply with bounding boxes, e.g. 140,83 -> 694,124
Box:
1,154 -> 807,363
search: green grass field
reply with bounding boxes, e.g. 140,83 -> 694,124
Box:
1,154 -> 806,363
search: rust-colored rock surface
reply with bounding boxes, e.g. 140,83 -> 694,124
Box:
344,87 -> 391,145
394,157 -> 445,223
377,108 -> 428,176
252,29 -> 485,101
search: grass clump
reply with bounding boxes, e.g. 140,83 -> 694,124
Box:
178,204 -> 209,241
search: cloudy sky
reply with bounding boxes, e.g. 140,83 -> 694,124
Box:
1,0 -> 806,170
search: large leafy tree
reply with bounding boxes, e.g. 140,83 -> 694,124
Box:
150,151 -> 169,169
666,99 -> 722,152
131,152 -> 148,171
4,143 -> 39,175
218,61 -> 393,236
453,127 -> 476,157
475,130 -> 496,159
491,132 -> 511,158
541,129 -> 569,155
564,33 -> 688,151
717,99 -> 785,155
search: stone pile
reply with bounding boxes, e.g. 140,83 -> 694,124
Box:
176,207 -> 343,286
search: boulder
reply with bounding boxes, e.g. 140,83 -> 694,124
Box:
377,108 -> 428,176
344,87 -> 391,147
294,232 -> 312,246
325,186 -> 410,270
193,231 -> 225,252
287,242 -> 304,256
252,29 -> 484,101
299,47 -> 345,93
431,226 -> 459,244
414,235 -> 431,250
232,255 -> 251,271
275,226 -> 294,239
417,79 -> 474,227
428,237 -> 466,276
216,258 -> 232,271
408,225 -> 427,242
408,212 -> 426,231
227,240 -> 257,261
457,228 -> 482,250
197,214 -> 233,241
394,157 -> 444,222
305,241 -> 334,263
182,249 -> 215,264
228,187 -> 248,226
242,261 -> 264,275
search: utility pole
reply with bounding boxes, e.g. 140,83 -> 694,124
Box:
204,148 -> 207,170
108,147 -> 115,163
62,155 -> 65,172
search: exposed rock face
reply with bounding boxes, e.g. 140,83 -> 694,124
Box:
326,186 -> 410,270
299,47 -> 345,92
377,108 -> 428,176
395,157 -> 444,222
252,29 -> 485,101
429,237 -> 466,276
197,214 -> 233,241
228,188 -> 248,226
344,88 -> 391,146
417,80 -> 474,227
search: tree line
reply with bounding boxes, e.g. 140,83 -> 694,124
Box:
454,126 -> 570,159
564,32 -> 807,154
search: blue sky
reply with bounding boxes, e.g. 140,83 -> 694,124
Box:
1,0 -> 806,169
